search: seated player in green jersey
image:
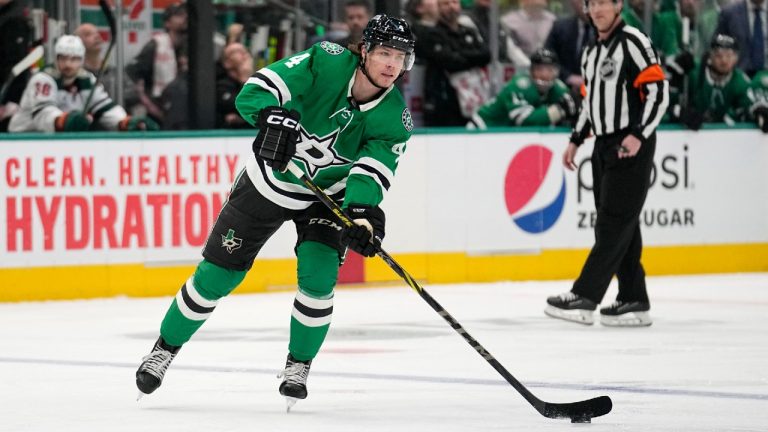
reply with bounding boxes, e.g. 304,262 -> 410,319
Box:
468,48 -> 577,129
747,70 -> 768,133
135,15 -> 416,411
669,34 -> 752,130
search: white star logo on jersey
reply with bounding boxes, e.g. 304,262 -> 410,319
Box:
294,127 -> 351,176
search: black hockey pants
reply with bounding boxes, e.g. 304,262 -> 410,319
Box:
571,132 -> 655,304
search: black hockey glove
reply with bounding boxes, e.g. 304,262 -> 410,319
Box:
678,106 -> 704,131
341,205 -> 386,258
253,106 -> 301,172
673,50 -> 695,74
754,106 -> 768,133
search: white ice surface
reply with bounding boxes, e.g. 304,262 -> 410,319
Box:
1,273 -> 767,431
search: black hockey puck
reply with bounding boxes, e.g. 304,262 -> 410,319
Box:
571,415 -> 592,423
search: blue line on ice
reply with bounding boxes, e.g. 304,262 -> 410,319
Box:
2,356 -> 766,402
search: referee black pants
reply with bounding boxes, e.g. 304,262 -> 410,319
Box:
572,132 -> 655,305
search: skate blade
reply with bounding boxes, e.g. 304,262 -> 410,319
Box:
285,397 -> 298,412
600,311 -> 652,327
544,306 -> 594,325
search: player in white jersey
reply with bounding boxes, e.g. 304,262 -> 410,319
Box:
8,35 -> 157,133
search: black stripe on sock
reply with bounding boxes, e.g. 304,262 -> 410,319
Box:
293,299 -> 333,318
181,283 -> 216,314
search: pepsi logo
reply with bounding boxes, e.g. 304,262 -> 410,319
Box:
504,145 -> 566,233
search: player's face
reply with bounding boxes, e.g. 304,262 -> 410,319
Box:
531,64 -> 559,85
365,46 -> 406,88
709,48 -> 738,75
531,64 -> 559,93
56,55 -> 83,79
438,0 -> 461,24
587,0 -> 621,32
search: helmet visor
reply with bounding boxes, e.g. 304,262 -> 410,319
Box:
367,42 -> 416,71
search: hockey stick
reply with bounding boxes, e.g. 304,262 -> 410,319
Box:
83,0 -> 117,113
285,161 -> 612,422
680,16 -> 691,110
0,45 -> 44,103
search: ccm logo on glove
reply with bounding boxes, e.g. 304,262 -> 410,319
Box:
266,114 -> 299,129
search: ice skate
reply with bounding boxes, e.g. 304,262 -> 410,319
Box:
544,292 -> 597,325
600,301 -> 652,327
135,337 -> 180,399
277,353 -> 312,412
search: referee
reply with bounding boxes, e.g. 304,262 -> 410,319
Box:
544,0 -> 668,327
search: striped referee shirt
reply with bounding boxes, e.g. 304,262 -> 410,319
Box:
570,22 -> 669,145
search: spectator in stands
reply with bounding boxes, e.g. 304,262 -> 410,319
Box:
74,23 -> 118,98
467,48 -> 577,128
8,35 -> 157,132
159,42 -> 189,130
332,0 -> 373,49
405,0 -> 439,26
670,34 -> 752,129
747,69 -> 768,131
0,0 -> 33,132
126,2 -> 187,125
544,0 -> 594,95
715,0 -> 767,77
501,0 -> 556,57
406,0 -> 440,56
216,43 -> 252,129
416,0 -> 491,126
462,0 -> 529,66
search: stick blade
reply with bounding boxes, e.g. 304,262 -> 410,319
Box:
541,395 -> 612,420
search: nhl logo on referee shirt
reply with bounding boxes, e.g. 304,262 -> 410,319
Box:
599,58 -> 617,79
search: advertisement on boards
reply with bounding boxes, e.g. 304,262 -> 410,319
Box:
457,130 -> 768,253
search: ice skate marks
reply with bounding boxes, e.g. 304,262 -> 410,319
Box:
504,145 -> 565,234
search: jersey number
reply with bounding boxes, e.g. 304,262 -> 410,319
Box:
35,82 -> 51,97
284,53 -> 310,69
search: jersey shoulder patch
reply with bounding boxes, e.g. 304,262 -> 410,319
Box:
401,107 -> 414,132
319,41 -> 346,55
514,75 -> 531,89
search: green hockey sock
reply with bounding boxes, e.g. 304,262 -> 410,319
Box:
288,241 -> 339,361
160,259 -> 246,347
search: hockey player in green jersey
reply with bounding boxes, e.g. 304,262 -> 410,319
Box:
670,34 -> 752,130
747,70 -> 768,133
468,48 -> 577,129
135,15 -> 416,410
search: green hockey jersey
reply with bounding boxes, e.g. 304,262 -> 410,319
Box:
236,41 -> 412,210
470,73 -> 570,128
688,65 -> 751,122
747,70 -> 768,109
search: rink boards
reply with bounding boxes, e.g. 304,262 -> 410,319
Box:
1,128 -> 767,301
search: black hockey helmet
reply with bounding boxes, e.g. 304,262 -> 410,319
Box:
530,48 -> 559,67
530,48 -> 560,93
361,14 -> 416,70
710,33 -> 738,52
